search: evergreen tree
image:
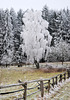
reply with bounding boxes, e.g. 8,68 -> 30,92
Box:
60,9 -> 70,43
42,5 -> 49,21
1,9 -> 14,65
10,8 -> 23,64
42,6 -> 60,45
0,9 -> 6,64
42,6 -> 70,46
17,9 -> 24,65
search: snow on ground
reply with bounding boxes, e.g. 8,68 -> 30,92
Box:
37,78 -> 70,100
41,62 -> 70,68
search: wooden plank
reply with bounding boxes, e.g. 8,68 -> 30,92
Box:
0,83 -> 25,89
27,90 -> 40,97
0,89 -> 24,95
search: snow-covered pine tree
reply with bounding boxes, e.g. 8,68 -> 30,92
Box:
42,5 -> 49,21
21,10 -> 52,69
49,11 -> 63,45
10,8 -> 23,63
42,6 -> 70,46
60,9 -> 70,43
17,9 -> 24,30
42,6 -> 61,46
17,9 -> 24,65
1,9 -> 14,65
0,9 -> 6,65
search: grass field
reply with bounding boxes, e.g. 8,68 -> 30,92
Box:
0,62 -> 69,100
0,65 -> 65,85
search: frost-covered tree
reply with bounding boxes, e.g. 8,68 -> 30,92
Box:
47,39 -> 70,63
17,9 -> 24,30
55,40 -> 70,64
1,9 -> 14,65
60,9 -> 70,43
10,8 -> 23,64
42,5 -> 49,21
17,9 -> 24,65
42,6 -> 61,46
42,6 -> 70,46
0,9 -> 6,64
21,10 -> 52,69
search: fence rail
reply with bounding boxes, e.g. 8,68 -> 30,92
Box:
0,68 -> 70,100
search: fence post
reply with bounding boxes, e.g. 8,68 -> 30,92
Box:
18,80 -> 27,100
52,78 -> 54,88
64,73 -> 66,81
59,74 -> 62,82
67,68 -> 70,78
24,82 -> 27,100
55,76 -> 57,85
48,80 -> 50,93
40,80 -> 44,97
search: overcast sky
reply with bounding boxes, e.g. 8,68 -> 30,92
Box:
0,0 -> 70,11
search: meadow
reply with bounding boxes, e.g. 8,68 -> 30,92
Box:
0,62 -> 69,100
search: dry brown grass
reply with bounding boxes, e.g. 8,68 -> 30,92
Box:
0,66 -> 64,85
40,67 -> 66,73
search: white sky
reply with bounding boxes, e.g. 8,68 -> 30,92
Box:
0,0 -> 70,11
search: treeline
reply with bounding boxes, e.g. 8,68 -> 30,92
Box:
0,6 -> 70,65
42,5 -> 70,62
0,8 -> 24,65
42,5 -> 70,45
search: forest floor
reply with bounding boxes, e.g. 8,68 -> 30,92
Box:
0,62 -> 70,100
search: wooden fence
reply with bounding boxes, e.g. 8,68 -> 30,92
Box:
0,68 -> 70,100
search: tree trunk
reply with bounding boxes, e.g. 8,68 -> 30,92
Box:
18,63 -> 22,67
62,61 -> 63,65
34,60 -> 39,69
6,63 -> 7,68
61,57 -> 64,65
